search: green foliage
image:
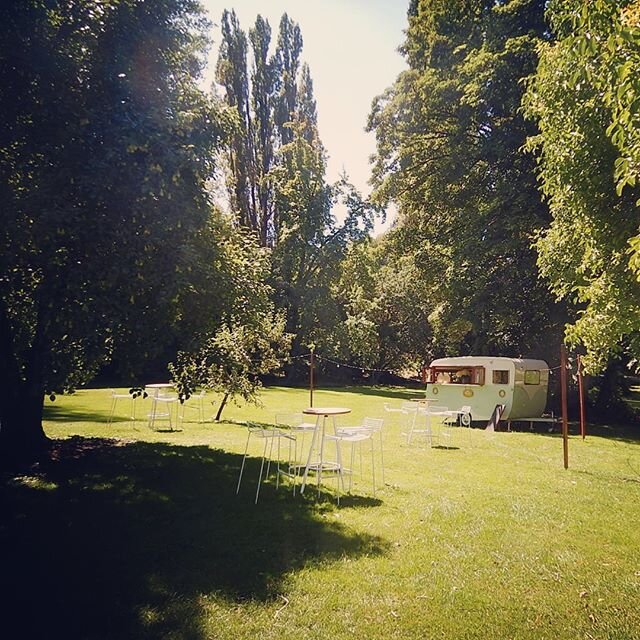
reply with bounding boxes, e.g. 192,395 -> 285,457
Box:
523,0 -> 640,373
269,124 -> 375,360
169,312 -> 292,420
168,225 -> 291,419
0,0 -> 230,450
332,236 -> 434,371
216,10 -> 305,247
368,0 -> 563,359
547,1 -> 640,198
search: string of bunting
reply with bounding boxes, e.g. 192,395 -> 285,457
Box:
316,355 -> 418,378
290,352 -> 568,376
290,352 -> 420,382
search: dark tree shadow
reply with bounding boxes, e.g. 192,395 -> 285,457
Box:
0,438 -> 389,639
578,421 -> 640,444
575,467 -> 640,485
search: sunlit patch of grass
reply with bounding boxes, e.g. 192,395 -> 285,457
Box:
11,476 -> 59,491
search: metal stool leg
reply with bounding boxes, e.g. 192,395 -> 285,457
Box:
236,431 -> 251,495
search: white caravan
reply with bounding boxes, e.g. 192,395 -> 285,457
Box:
426,356 -> 550,421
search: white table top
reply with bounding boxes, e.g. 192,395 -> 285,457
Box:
303,407 -> 351,416
146,382 -> 173,389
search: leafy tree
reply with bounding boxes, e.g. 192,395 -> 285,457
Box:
215,9 -> 255,232
272,14 -> 303,147
523,0 -> 640,373
0,0 -> 229,457
250,15 -> 277,245
170,312 -> 291,421
368,0 -> 564,360
216,11 -> 303,247
168,222 -> 291,420
556,1 -> 640,201
270,124 -> 375,357
332,235 -> 434,373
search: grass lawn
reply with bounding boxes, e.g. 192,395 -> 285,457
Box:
2,385 -> 640,639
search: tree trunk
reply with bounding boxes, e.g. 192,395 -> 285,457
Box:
0,301 -> 49,466
215,393 -> 229,421
284,300 -> 304,383
0,384 -> 49,466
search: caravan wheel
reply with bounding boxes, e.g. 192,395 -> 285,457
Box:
461,412 -> 472,427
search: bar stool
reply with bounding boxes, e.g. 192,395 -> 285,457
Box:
300,407 -> 351,503
274,412 -> 317,494
326,423 -> 378,496
148,393 -> 178,431
108,389 -> 136,425
236,423 -> 296,504
180,389 -> 210,425
401,403 -> 422,444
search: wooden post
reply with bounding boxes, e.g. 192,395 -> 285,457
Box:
577,354 -> 587,440
309,348 -> 315,408
560,344 -> 569,469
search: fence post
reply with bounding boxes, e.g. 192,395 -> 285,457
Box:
309,347 -> 315,408
560,344 -> 569,469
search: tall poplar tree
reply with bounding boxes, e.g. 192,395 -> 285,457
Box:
249,15 -> 276,244
216,11 -> 304,247
215,11 -> 375,361
272,14 -> 303,147
216,10 -> 254,230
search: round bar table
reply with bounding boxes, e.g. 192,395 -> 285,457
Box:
300,407 -> 351,496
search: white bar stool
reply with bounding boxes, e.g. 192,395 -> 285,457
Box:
236,423 -> 296,504
108,389 -> 136,425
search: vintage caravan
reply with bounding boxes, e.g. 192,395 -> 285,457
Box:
426,356 -> 550,422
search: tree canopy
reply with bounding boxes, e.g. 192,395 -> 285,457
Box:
0,0 -> 231,454
214,11 -> 376,369
368,0 -> 564,362
523,0 -> 640,373
6,0 -> 640,459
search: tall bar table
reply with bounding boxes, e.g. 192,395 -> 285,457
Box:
300,407 -> 351,496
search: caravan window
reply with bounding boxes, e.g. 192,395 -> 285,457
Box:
430,366 -> 485,385
524,370 -> 541,385
492,370 -> 509,384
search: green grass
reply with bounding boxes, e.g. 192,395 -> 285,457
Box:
2,385 -> 640,639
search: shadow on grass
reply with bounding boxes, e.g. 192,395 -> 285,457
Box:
509,420 -> 640,446
575,467 -> 640,485
1,437 -> 389,639
43,404 -> 186,432
43,403 -> 112,423
579,422 -> 640,445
